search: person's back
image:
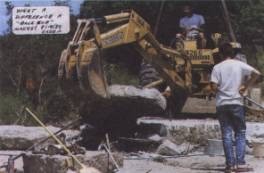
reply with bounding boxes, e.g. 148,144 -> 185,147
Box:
212,59 -> 255,106
210,43 -> 260,172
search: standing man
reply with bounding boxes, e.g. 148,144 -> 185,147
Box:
210,43 -> 260,172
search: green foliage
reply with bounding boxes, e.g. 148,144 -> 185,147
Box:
0,1 -> 78,121
0,92 -> 74,125
1,0 -> 264,121
0,94 -> 22,117
256,50 -> 264,93
234,0 -> 264,44
256,50 -> 264,74
0,94 -> 27,124
229,0 -> 264,68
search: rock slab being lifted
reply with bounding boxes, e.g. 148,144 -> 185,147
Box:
80,85 -> 167,142
108,85 -> 167,110
23,151 -> 123,173
81,85 -> 167,120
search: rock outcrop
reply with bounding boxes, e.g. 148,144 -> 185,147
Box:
23,151 -> 123,173
80,85 -> 167,149
0,126 -> 79,150
138,118 -> 264,146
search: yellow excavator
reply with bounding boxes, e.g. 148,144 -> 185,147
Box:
58,10 -> 219,112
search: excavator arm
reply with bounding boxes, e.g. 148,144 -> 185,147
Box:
58,10 -> 207,99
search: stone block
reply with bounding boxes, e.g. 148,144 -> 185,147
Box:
0,126 -> 79,150
23,151 -> 123,173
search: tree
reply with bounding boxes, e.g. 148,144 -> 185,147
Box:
1,0 -> 264,121
0,1 -> 78,120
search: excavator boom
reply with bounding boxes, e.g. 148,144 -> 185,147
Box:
58,10 -> 214,101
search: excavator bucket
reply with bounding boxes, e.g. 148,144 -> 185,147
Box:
85,48 -> 110,99
76,46 -> 110,99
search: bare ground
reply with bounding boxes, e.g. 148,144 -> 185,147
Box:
0,98 -> 262,173
0,150 -> 263,173
119,154 -> 264,173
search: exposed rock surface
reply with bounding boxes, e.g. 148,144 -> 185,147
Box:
80,85 -> 167,149
148,134 -> 163,142
182,97 -> 264,122
1,150 -> 264,173
136,123 -> 168,138
108,85 -> 166,110
138,118 -> 264,146
156,140 -> 194,156
182,97 -> 216,113
0,151 -> 24,173
80,85 -> 167,124
245,106 -> 264,122
0,126 -> 79,150
23,151 -> 123,173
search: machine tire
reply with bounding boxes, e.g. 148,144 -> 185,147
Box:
139,61 -> 188,115
139,61 -> 160,87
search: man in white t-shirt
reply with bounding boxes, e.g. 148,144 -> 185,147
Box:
178,5 -> 206,48
210,43 -> 260,172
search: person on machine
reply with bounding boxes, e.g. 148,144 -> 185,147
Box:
177,4 -> 206,48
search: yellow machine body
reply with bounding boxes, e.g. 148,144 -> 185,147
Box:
58,10 -> 217,102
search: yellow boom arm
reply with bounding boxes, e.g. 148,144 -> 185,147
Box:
58,10 -> 212,99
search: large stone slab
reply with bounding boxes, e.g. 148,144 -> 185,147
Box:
156,139 -> 195,156
23,151 -> 123,173
108,85 -> 167,110
0,125 -> 79,150
79,85 -> 167,148
0,151 -> 24,173
80,85 -> 167,123
137,118 -> 264,145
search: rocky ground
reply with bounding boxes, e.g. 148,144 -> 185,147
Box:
118,154 -> 264,173
0,151 -> 263,173
0,96 -> 263,173
0,116 -> 263,173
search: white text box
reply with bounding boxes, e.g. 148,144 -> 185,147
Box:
12,6 -> 70,35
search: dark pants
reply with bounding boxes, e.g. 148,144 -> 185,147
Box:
216,105 -> 246,167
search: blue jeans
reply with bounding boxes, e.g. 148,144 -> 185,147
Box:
216,105 -> 246,167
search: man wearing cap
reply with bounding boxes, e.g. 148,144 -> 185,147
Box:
210,43 -> 260,172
